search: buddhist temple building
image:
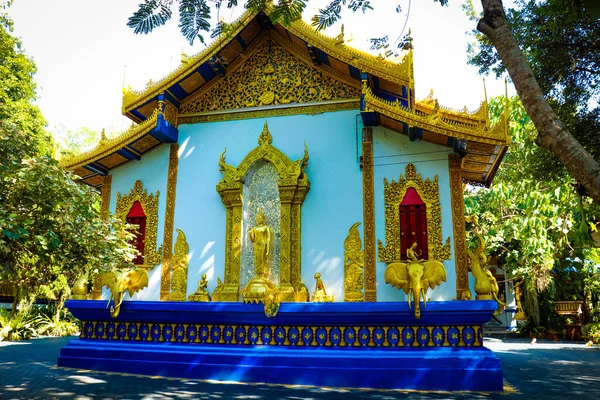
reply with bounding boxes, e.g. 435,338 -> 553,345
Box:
61,8 -> 509,306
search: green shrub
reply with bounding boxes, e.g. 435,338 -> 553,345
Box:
0,309 -> 39,341
582,322 -> 600,343
36,313 -> 79,337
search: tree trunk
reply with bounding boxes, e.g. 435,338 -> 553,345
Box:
9,286 -> 19,320
477,0 -> 600,203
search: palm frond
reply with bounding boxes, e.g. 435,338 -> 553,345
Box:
311,0 -> 342,31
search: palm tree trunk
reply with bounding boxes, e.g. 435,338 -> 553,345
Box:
478,0 -> 600,202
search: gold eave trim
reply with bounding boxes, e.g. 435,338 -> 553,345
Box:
61,110 -> 159,171
122,9 -> 260,113
285,19 -> 413,88
178,99 -> 360,124
364,87 -> 509,146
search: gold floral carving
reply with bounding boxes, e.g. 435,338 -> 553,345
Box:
116,180 -> 162,269
178,100 -> 359,124
163,144 -> 180,301
448,154 -> 470,299
93,174 -> 113,300
378,163 -> 452,263
180,38 -> 360,115
170,229 -> 189,302
361,128 -> 376,302
214,122 -> 310,302
344,222 -> 364,302
362,84 -> 510,145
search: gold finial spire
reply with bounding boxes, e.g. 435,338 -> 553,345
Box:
258,121 -> 273,145
482,78 -> 488,104
100,128 -> 107,144
335,24 -> 345,45
122,65 -> 127,90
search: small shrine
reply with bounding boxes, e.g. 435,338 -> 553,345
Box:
58,6 -> 510,392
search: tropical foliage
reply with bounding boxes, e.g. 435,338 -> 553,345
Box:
465,96 -> 600,326
0,3 -> 136,330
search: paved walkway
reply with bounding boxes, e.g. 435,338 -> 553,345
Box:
1,336 -> 599,399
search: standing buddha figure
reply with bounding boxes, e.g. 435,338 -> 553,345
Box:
248,208 -> 271,279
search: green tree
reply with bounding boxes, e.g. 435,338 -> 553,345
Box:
127,0 -> 600,203
465,96 -> 600,325
0,4 -> 136,323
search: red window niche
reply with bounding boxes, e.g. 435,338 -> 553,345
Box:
399,187 -> 428,261
126,200 -> 146,265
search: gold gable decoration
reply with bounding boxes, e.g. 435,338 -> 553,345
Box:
214,122 -> 310,302
116,180 -> 163,269
378,164 -> 451,263
180,38 -> 360,115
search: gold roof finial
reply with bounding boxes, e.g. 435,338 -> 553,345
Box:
258,121 -> 273,145
335,24 -> 345,45
482,77 -> 488,104
122,65 -> 127,90
181,49 -> 189,64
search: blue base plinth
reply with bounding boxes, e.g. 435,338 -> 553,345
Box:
58,300 -> 503,391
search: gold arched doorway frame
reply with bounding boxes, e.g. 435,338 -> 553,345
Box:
214,122 -> 310,302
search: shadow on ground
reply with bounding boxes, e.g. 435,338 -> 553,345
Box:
1,336 -> 599,399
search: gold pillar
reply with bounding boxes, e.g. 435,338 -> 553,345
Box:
162,143 -> 179,301
362,127 -> 376,302
215,188 -> 243,301
100,175 -> 112,221
93,174 -> 112,300
448,153 -> 469,299
278,187 -> 294,300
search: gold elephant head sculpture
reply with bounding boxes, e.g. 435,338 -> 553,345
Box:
384,258 -> 446,319
102,268 -> 149,318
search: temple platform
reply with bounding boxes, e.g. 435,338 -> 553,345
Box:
58,300 -> 503,391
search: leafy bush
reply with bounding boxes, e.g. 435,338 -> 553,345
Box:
517,319 -> 547,338
582,322 -> 600,344
0,309 -> 39,341
36,313 -> 79,337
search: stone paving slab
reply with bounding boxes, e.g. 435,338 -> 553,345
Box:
0,336 -> 599,399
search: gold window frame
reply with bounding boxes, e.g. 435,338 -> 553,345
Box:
378,163 -> 451,263
116,180 -> 163,270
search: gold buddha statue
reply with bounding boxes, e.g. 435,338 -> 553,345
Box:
188,273 -> 211,302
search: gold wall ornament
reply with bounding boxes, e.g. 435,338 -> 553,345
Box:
116,180 -> 163,269
102,268 -> 149,318
180,37 -> 360,115
311,272 -> 334,303
70,272 -> 89,300
170,229 -> 189,302
188,273 -> 211,302
384,243 -> 447,319
344,222 -> 365,302
215,122 -> 310,302
466,219 -> 506,308
361,127 -> 377,302
378,163 -> 452,264
448,154 -> 471,300
163,144 -> 180,300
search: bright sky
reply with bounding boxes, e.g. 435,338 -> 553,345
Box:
7,0 -> 515,136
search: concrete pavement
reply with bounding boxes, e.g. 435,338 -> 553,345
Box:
1,336 -> 599,399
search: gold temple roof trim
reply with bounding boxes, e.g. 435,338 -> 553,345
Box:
284,19 -> 413,88
415,98 -> 489,127
363,84 -> 509,145
61,109 -> 160,170
122,7 -> 413,114
122,9 -> 259,113
178,99 -> 360,124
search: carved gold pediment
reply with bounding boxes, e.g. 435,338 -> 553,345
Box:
179,35 -> 360,116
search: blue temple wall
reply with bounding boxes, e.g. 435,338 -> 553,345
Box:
104,143 -> 170,301
372,126 -> 456,302
174,110 -> 364,300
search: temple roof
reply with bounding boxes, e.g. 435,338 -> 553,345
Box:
61,7 -> 508,189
